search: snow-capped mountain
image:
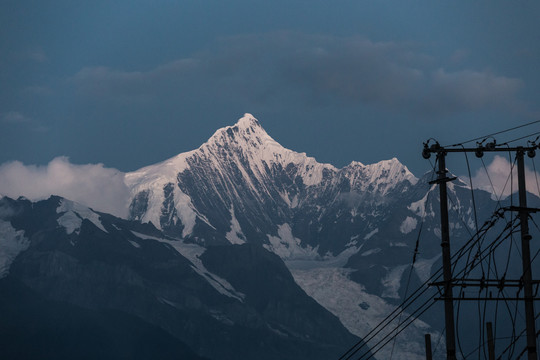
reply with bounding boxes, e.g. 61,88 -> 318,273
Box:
126,113 -> 418,255
123,114 -> 540,359
123,114 -> 451,359
3,114 -> 538,359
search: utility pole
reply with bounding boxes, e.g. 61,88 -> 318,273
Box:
516,148 -> 538,360
486,322 -> 495,360
435,151 -> 457,360
422,140 -> 539,359
425,334 -> 433,360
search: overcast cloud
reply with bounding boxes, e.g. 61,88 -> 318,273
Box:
0,157 -> 129,218
2,2 -> 538,176
68,33 -> 523,118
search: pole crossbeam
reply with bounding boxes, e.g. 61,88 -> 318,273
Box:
434,297 -> 540,301
430,279 -> 540,288
427,146 -> 537,153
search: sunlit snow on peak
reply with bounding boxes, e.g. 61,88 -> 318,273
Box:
235,113 -> 260,129
124,114 -> 421,237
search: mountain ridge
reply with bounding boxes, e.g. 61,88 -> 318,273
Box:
125,114 -> 419,255
0,194 -> 361,360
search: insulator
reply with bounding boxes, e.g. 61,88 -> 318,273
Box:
422,147 -> 431,159
527,149 -> 536,158
475,146 -> 484,158
485,141 -> 496,150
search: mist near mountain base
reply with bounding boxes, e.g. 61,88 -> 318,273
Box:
0,157 -> 129,218
1,150 -> 539,220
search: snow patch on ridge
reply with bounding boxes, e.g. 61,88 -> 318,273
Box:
364,228 -> 379,240
265,223 -> 319,260
414,254 -> 441,283
0,220 -> 29,278
408,186 -> 435,217
399,216 -> 417,234
225,207 -> 245,244
56,199 -> 107,234
57,211 -> 82,235
361,248 -> 381,257
279,191 -> 299,208
131,231 -> 245,302
381,264 -> 409,299
173,186 -> 197,237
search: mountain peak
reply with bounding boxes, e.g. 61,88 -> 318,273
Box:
206,113 -> 274,150
363,157 -> 418,186
235,113 -> 260,129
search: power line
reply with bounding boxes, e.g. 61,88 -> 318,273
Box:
340,210 -> 516,360
361,217 -> 520,359
501,131 -> 540,146
444,119 -> 540,147
342,139 -> 539,359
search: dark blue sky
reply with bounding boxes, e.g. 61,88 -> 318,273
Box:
1,0 -> 539,175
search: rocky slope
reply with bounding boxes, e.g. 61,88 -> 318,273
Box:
0,195 -> 360,360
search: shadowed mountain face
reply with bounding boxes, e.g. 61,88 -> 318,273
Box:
0,277 -> 207,360
0,195 -> 361,360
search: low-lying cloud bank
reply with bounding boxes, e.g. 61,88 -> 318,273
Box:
0,157 -> 129,218
1,155 -> 538,220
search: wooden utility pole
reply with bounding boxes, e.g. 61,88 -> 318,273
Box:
486,322 -> 495,360
516,148 -> 538,360
423,141 -> 539,359
425,334 -> 433,360
435,151 -> 457,360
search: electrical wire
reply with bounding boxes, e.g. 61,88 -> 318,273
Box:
432,327 -> 445,358
342,140 -> 537,359
462,335 -> 523,359
444,119 -> 540,148
389,194 -> 430,359
500,131 -> 540,146
444,156 -> 482,358
515,327 -> 540,359
361,218 -> 519,359
341,212 -> 518,360
360,299 -> 437,359
339,164 -> 441,360
497,312 -> 540,359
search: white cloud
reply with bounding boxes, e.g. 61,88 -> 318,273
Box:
0,157 -> 129,218
469,155 -> 540,199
